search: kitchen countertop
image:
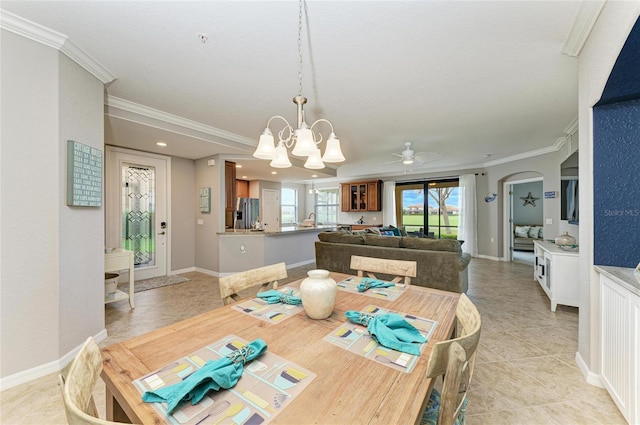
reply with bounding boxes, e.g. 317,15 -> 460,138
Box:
219,225 -> 337,236
594,265 -> 640,297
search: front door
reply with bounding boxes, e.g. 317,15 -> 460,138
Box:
106,147 -> 169,280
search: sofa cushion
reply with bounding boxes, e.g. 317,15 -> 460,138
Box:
401,237 -> 461,253
364,234 -> 402,248
514,225 -> 531,238
318,231 -> 365,244
528,226 -> 541,238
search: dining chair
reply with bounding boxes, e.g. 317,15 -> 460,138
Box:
219,262 -> 288,305
421,293 -> 482,425
349,255 -> 417,285
58,336 -> 124,424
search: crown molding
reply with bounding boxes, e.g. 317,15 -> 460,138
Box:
0,9 -> 115,83
483,136 -> 567,168
562,1 -> 606,57
106,96 -> 256,147
564,116 -> 579,135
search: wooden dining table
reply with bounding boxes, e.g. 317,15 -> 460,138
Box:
101,272 -> 460,425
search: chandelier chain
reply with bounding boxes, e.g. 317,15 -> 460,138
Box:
297,0 -> 303,97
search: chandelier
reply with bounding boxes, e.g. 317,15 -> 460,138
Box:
252,0 -> 345,170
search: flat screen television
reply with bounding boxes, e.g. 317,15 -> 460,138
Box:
560,151 -> 579,224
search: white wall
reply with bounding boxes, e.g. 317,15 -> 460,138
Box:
194,155 -> 223,273
576,1 -> 640,379
171,157 -> 196,271
0,31 -> 105,380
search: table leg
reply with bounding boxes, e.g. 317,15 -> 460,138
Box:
106,386 -> 132,423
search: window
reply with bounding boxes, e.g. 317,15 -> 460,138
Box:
396,179 -> 459,239
315,188 -> 339,224
281,188 -> 297,225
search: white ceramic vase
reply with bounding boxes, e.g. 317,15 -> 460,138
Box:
299,269 -> 337,319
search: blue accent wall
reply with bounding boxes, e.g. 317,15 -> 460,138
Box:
592,17 -> 640,268
593,99 -> 640,267
596,18 -> 640,106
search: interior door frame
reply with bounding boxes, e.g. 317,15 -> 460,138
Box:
105,146 -> 172,278
502,176 -> 543,262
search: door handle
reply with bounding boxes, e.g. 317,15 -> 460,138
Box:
158,231 -> 166,235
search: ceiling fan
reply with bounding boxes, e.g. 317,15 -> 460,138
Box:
384,142 -> 441,169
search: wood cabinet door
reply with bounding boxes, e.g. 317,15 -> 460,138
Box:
367,181 -> 381,211
236,180 -> 250,199
341,184 -> 351,212
224,161 -> 236,227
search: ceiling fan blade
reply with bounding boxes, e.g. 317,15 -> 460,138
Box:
414,152 -> 443,164
382,158 -> 402,165
389,153 -> 403,158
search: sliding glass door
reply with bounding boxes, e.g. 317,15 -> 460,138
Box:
397,179 -> 459,239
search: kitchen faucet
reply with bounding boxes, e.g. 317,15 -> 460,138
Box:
308,213 -> 316,220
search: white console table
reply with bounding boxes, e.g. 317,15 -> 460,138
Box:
104,249 -> 135,308
533,240 -> 579,311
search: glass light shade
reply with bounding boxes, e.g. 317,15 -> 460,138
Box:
402,158 -> 414,165
321,133 -> 345,162
304,148 -> 325,169
270,143 -> 292,168
253,129 -> 277,159
291,125 -> 317,156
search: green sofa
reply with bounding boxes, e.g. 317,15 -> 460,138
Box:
315,231 -> 471,293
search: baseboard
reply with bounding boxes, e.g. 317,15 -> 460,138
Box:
475,254 -> 501,261
0,328 -> 108,392
194,267 -> 219,277
575,351 -> 604,387
170,266 -> 197,275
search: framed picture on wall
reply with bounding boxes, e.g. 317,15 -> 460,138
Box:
200,187 -> 211,213
66,140 -> 102,207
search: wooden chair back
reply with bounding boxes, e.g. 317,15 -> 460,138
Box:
219,262 -> 288,305
350,255 -> 417,286
425,293 -> 482,425
58,337 -> 122,424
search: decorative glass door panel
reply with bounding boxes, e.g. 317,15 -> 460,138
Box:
122,164 -> 156,268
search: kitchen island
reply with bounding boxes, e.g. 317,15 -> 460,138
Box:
217,225 -> 336,274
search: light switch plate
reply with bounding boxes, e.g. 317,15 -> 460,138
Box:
546,219 -> 553,224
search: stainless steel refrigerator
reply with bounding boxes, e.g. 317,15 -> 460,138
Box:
235,198 -> 259,229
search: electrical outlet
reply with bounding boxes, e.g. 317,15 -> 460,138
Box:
372,216 -> 377,221
546,218 -> 552,224
491,237 -> 494,243
240,244 -> 246,254
197,219 -> 204,225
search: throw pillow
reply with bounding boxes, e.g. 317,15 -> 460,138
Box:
528,226 -> 540,238
515,226 -> 530,238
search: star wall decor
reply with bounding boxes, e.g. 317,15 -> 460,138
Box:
521,192 -> 540,207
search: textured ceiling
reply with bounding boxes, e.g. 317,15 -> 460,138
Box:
2,1 -> 583,182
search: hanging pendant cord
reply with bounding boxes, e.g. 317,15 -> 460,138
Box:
297,0 -> 303,97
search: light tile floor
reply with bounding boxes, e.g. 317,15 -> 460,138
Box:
0,259 -> 626,424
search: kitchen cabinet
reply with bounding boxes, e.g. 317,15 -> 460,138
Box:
225,161 -> 236,228
533,240 -> 579,311
236,179 -> 250,199
340,180 -> 382,212
597,268 -> 640,425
